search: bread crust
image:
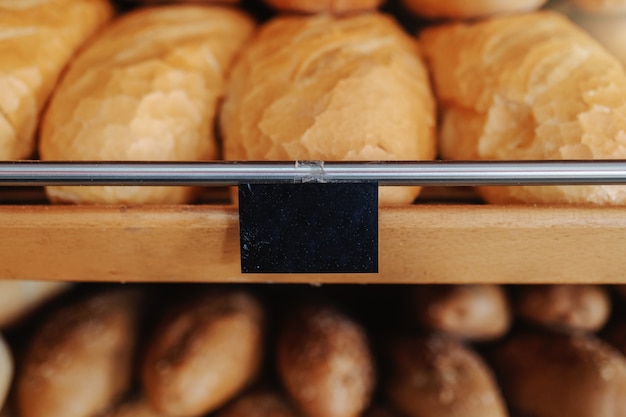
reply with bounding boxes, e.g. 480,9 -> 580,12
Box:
262,0 -> 384,14
40,5 -> 255,204
421,11 -> 626,205
220,13 -> 436,205
0,0 -> 113,160
402,0 -> 547,19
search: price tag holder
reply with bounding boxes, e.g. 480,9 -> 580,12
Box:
238,182 -> 378,273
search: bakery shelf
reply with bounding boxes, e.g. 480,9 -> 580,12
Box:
1,160 -> 625,284
1,203 -> 625,284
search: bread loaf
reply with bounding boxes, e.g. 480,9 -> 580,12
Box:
401,0 -> 547,19
17,288 -> 143,417
215,389 -> 301,417
412,285 -> 511,341
0,280 -> 70,328
0,335 -> 12,412
40,5 -> 255,204
142,288 -> 266,417
385,335 -> 508,417
277,303 -> 376,417
220,13 -> 436,205
420,11 -> 626,205
494,332 -> 626,417
0,0 -> 113,160
261,0 -> 385,14
569,0 -> 626,13
515,285 -> 610,332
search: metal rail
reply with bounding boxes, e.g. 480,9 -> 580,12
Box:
1,160 -> 626,186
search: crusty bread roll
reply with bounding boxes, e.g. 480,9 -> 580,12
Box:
385,335 -> 508,417
494,332 -> 626,417
401,0 -> 547,19
420,11 -> 626,205
0,280 -> 71,328
0,0 -> 113,160
220,13 -> 436,205
40,5 -> 255,204
515,285 -> 611,332
101,398 -> 168,417
17,288 -> 143,417
550,2 -> 626,65
142,288 -> 266,417
277,303 -> 376,417
569,0 -> 626,13
262,0 -> 385,14
215,389 -> 301,417
0,335 -> 12,412
412,285 -> 511,341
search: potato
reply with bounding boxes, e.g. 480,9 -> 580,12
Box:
215,388 -> 301,417
493,331 -> 626,417
412,285 -> 511,341
17,288 -> 143,417
514,285 -> 610,332
385,335 -> 508,417
277,303 -> 376,417
142,288 -> 266,417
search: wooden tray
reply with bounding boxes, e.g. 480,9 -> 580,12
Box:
1,202 -> 625,283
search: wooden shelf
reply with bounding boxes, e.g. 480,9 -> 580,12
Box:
1,203 -> 625,283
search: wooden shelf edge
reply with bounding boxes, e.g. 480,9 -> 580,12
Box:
0,204 -> 625,284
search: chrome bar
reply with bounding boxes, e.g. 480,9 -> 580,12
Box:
1,160 -> 626,186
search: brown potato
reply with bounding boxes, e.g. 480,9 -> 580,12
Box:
385,335 -> 508,417
215,388 -> 301,417
412,285 -> 511,341
277,303 -> 376,417
142,288 -> 266,417
493,331 -> 626,417
17,288 -> 143,417
515,285 -> 610,332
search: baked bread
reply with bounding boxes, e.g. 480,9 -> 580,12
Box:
385,335 -> 508,417
277,303 -> 375,417
261,0 -> 385,14
40,5 -> 255,204
0,335 -> 11,412
402,0 -> 547,19
569,0 -> 626,13
494,332 -> 626,417
215,389 -> 301,417
421,11 -> 626,205
0,0 -> 113,160
412,285 -> 511,341
220,13 -> 436,205
17,288 -> 143,417
0,280 -> 71,328
514,284 -> 611,332
142,288 -> 266,417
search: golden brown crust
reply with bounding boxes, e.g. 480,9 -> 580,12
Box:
215,389 -> 301,417
569,0 -> 626,13
0,280 -> 71,328
0,0 -> 113,160
17,288 -> 143,417
0,335 -> 11,412
515,285 -> 611,332
385,335 -> 508,417
40,5 -> 255,204
494,332 -> 626,417
277,303 -> 376,417
142,289 -> 266,417
402,0 -> 547,19
262,0 -> 384,14
413,285 -> 511,341
220,13 -> 436,205
420,11 -> 626,205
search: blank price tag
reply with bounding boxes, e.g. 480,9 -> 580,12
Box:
238,183 -> 378,273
